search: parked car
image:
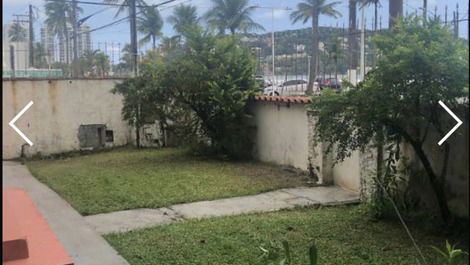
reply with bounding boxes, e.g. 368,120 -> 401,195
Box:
263,85 -> 280,96
263,79 -> 319,96
316,77 -> 341,90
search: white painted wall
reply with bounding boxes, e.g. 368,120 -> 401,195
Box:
250,100 -> 360,191
2,79 -> 132,159
251,102 -> 310,171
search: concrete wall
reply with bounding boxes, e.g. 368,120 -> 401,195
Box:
250,100 -> 468,202
251,102 -> 310,171
250,101 -> 358,190
2,78 -> 132,159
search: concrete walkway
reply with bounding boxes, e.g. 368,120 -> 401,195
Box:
85,186 -> 360,235
2,161 -> 130,265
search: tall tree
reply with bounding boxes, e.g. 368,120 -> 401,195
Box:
33,42 -> 48,68
137,5 -> 163,49
8,22 -> 27,42
167,4 -> 199,36
348,0 -> 358,71
204,0 -> 264,35
45,0 -> 72,64
290,0 -> 342,94
389,0 -> 403,28
360,0 -> 380,31
311,17 -> 468,223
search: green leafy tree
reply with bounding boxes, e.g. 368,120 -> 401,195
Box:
164,29 -> 259,158
111,77 -> 156,148
94,51 -> 110,77
167,4 -> 199,37
138,5 -> 163,49
204,0 -> 265,35
33,42 -> 49,68
310,17 -> 469,223
290,0 -> 341,94
114,44 -> 132,75
8,22 -> 27,42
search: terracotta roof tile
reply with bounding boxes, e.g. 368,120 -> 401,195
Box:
253,95 -> 312,104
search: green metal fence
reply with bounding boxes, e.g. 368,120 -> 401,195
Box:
3,69 -> 63,78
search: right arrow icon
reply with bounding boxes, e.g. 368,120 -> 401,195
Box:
438,100 -> 463,146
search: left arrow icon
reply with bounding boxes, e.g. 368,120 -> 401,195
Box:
9,101 -> 34,146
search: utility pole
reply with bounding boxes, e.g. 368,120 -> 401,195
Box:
250,5 -> 291,95
423,0 -> 427,22
29,5 -> 34,68
360,4 -> 365,81
445,5 -> 448,25
434,6 -> 437,20
456,4 -> 459,39
129,0 -> 138,77
71,0 -> 79,76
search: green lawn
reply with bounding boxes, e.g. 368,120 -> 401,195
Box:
26,148 -> 307,215
105,205 -> 467,265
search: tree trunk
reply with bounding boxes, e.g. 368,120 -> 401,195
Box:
307,12 -> 319,95
135,105 -> 141,148
348,0 -> 358,71
410,139 -> 451,223
152,35 -> 156,50
63,22 -> 70,65
334,58 -> 338,82
374,2 -> 378,31
389,0 -> 404,28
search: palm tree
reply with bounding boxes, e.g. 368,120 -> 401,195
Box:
167,4 -> 199,36
290,0 -> 341,94
8,22 -> 27,42
159,36 -> 180,55
360,0 -> 380,31
348,0 -> 358,72
33,42 -> 48,68
45,0 -> 72,64
137,5 -> 163,49
204,0 -> 264,35
389,0 -> 403,27
94,52 -> 110,77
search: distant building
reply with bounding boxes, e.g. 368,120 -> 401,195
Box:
2,22 -> 30,71
42,23 -> 92,63
40,24 -> 55,64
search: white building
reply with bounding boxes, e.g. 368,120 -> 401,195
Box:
41,23 -> 92,64
2,22 -> 30,71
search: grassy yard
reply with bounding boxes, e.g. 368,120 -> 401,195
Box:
105,205 -> 467,265
26,148 -> 307,215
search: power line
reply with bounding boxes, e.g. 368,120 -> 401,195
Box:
72,0 -> 179,37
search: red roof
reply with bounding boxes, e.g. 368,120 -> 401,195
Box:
254,95 -> 312,104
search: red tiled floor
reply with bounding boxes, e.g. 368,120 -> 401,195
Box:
2,189 -> 73,265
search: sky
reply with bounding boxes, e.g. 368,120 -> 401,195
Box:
3,0 -> 469,58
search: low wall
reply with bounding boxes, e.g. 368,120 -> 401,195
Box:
250,98 -> 361,191
2,78 -> 132,159
250,98 -> 468,217
250,101 -> 310,171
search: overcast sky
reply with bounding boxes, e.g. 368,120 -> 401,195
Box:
3,0 -> 468,55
